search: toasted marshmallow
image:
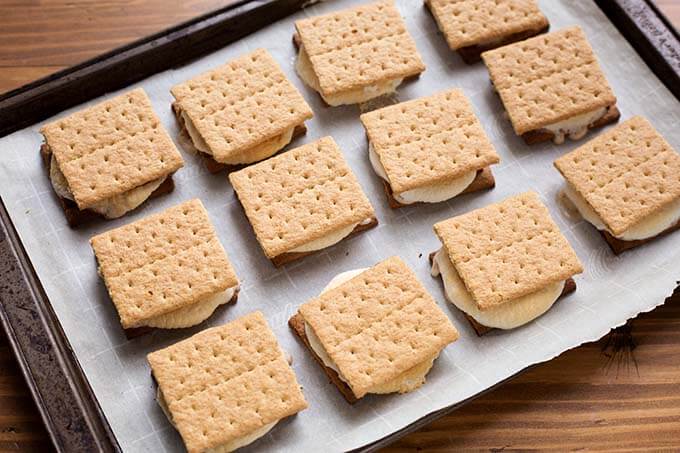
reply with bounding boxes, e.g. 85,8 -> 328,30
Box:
432,248 -> 564,329
288,218 -> 373,253
145,287 -> 237,329
296,45 -> 403,107
543,107 -> 608,144
368,144 -> 476,204
563,184 -> 680,241
50,155 -> 165,219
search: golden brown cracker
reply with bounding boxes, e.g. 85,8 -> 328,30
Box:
90,199 -> 238,328
148,311 -> 307,453
434,192 -> 583,310
41,88 -> 183,209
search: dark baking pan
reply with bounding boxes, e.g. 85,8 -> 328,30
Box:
0,0 -> 678,452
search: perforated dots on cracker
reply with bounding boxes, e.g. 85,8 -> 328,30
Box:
482,26 -> 619,145
425,0 -> 549,63
554,116 -> 680,254
360,89 -> 500,207
40,88 -> 184,225
289,256 -> 458,401
90,199 -> 239,332
293,0 -> 425,106
433,192 -> 582,319
229,136 -> 377,267
171,49 -> 313,172
148,311 -> 307,453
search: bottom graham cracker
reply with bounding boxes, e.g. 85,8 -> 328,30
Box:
172,102 -> 307,174
289,312 -> 358,404
428,252 -> 576,336
457,25 -> 550,64
602,219 -> 680,255
40,144 -> 175,227
521,105 -> 621,145
383,167 -> 495,209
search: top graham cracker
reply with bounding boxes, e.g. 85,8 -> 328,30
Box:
171,49 -> 313,162
299,256 -> 459,398
294,0 -> 425,96
360,89 -> 500,193
147,311 -> 307,453
554,116 -> 680,236
229,136 -> 376,258
434,192 -> 582,310
40,88 -> 183,209
482,26 -> 616,135
90,199 -> 238,328
426,0 -> 549,50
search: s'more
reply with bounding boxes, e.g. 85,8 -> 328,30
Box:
90,199 -> 239,336
482,26 -> 620,145
293,0 -> 426,106
40,88 -> 184,226
360,89 -> 500,207
148,311 -> 307,453
425,0 -> 549,63
554,116 -> 680,254
229,136 -> 377,267
289,256 -> 458,403
171,49 -> 313,173
431,192 -> 583,335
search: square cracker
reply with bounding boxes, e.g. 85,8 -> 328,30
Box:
148,311 -> 307,453
171,49 -> 313,163
434,192 -> 583,310
554,116 -> 680,237
294,0 -> 425,97
90,199 -> 238,329
229,136 -> 376,260
426,0 -> 548,51
41,88 -> 183,210
481,26 -> 616,135
360,89 -> 500,194
298,256 -> 458,399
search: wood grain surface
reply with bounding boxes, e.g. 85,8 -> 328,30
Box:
0,1 -> 679,452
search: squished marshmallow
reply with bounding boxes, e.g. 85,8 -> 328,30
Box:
432,248 -> 564,329
368,144 -> 476,204
563,183 -> 680,241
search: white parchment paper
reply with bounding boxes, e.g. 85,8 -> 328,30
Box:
1,1 -> 679,451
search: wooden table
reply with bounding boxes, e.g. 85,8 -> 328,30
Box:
1,1 -> 679,451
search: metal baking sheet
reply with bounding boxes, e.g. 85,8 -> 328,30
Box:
0,1 -> 679,451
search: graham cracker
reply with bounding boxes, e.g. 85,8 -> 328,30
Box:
554,116 -> 680,238
294,0 -> 425,98
360,89 -> 500,195
481,26 -> 617,136
90,199 -> 238,329
295,256 -> 459,399
40,143 -> 175,227
171,49 -> 313,164
148,311 -> 307,453
425,0 -> 549,61
433,192 -> 583,310
229,136 -> 377,263
40,88 -> 184,209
